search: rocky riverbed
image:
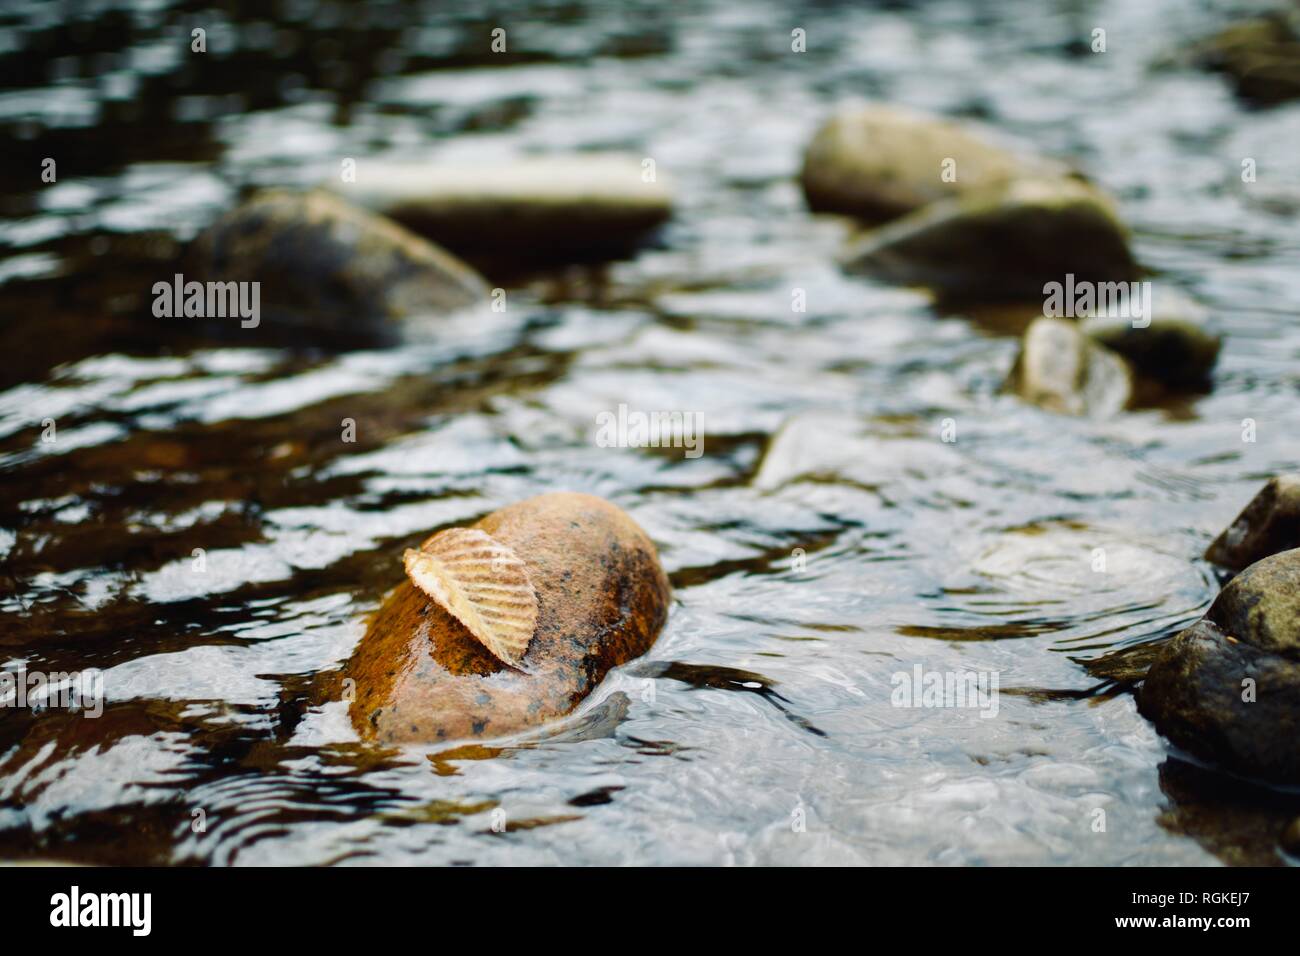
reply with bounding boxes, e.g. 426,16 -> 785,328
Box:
1,0 -> 1299,866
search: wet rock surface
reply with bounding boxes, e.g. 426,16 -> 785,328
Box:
1007,316 -> 1133,417
339,155 -> 673,264
1206,475 -> 1300,573
1207,547 -> 1300,657
1079,289 -> 1220,388
188,189 -> 488,345
344,493 -> 671,744
1140,549 -> 1300,784
844,177 -> 1138,301
3,0 -> 1299,867
799,104 -> 1063,221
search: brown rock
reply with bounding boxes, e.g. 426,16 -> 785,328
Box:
1206,475 -> 1300,573
344,493 -> 670,744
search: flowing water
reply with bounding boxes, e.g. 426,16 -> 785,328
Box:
2,0 -> 1300,866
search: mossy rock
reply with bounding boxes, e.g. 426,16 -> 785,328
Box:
189,189 -> 487,345
1140,548 -> 1300,784
344,493 -> 670,744
844,177 -> 1138,301
1207,547 -> 1300,656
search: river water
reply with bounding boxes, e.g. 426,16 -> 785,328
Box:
1,0 -> 1299,865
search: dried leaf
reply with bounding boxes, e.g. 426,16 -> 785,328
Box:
403,528 -> 538,668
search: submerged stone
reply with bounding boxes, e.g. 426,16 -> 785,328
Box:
1140,548 -> 1300,784
1007,316 -> 1133,417
1206,475 -> 1300,573
339,155 -> 673,262
344,493 -> 670,744
188,189 -> 487,345
753,412 -> 960,490
844,177 -> 1138,301
799,103 -> 1063,222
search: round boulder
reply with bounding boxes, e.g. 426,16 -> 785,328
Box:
1080,288 -> 1220,388
344,493 -> 671,744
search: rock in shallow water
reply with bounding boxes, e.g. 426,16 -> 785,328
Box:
1140,548 -> 1300,784
1187,11 -> 1300,106
1080,288 -> 1220,388
338,155 -> 673,262
1206,475 -> 1300,573
752,412 -> 961,490
1007,317 -> 1132,417
799,104 -> 1064,222
189,189 -> 487,345
844,177 -> 1138,301
344,493 -> 670,744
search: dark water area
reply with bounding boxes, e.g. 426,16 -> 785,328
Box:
1,0 -> 1300,865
